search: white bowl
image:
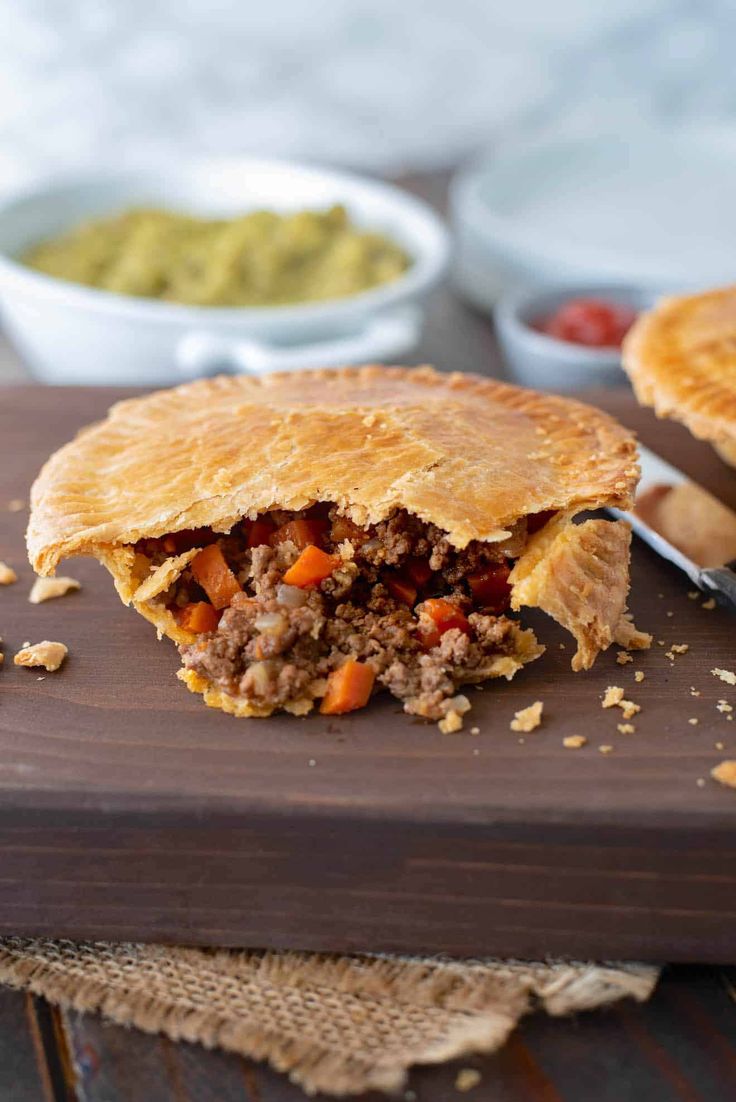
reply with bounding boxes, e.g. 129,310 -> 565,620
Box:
495,284 -> 656,392
0,158 -> 450,385
451,126 -> 736,310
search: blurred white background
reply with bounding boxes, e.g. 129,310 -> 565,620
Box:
1,0 -> 735,193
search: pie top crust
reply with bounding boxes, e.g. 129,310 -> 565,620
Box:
623,286 -> 736,447
28,365 -> 638,577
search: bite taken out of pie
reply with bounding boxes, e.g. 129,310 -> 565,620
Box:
27,366 -> 649,729
623,284 -> 736,465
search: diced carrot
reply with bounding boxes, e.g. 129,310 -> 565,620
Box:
320,660 -> 376,715
176,601 -> 220,634
330,515 -> 366,544
416,597 -> 471,650
191,544 -> 242,609
245,516 -> 275,548
384,572 -> 417,606
271,518 -> 328,550
467,563 -> 512,612
282,544 -> 338,588
405,556 -> 433,588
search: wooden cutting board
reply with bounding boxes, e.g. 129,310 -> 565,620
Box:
1,385 -> 735,962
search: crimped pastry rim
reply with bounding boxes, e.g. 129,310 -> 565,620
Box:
623,286 -> 736,447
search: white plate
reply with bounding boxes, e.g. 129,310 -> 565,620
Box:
451,126 -> 736,309
0,158 -> 450,385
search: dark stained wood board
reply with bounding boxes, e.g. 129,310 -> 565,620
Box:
1,385 -> 735,962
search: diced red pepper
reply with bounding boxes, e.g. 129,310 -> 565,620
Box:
467,563 -> 512,612
405,556 -> 433,588
175,601 -> 220,634
282,544 -> 338,588
161,528 -> 213,555
527,509 -> 555,535
244,516 -> 275,548
191,544 -> 242,609
384,572 -> 417,607
320,660 -> 376,715
271,518 -> 329,550
416,597 -> 471,650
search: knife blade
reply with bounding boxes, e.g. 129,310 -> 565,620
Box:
609,443 -> 736,613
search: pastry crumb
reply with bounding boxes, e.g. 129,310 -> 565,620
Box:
634,670 -> 645,683
671,643 -> 689,654
308,758 -> 316,767
563,735 -> 587,749
439,710 -> 464,735
470,726 -> 480,736
690,688 -> 701,697
619,699 -> 640,720
712,760 -> 736,789
702,598 -> 716,610
7,499 -> 24,512
602,686 -> 624,708
696,778 -> 706,788
14,640 -> 68,672
599,744 -> 613,755
688,717 -> 699,726
510,701 -> 543,733
455,1069 -> 481,1093
688,590 -> 699,600
657,639 -> 665,646
713,668 -> 736,686
715,741 -> 725,750
29,576 -> 80,604
617,723 -> 636,735
666,610 -> 674,618
0,561 -> 18,585
616,651 -> 633,665
717,701 -> 733,714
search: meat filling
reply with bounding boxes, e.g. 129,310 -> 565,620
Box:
135,505 -> 543,720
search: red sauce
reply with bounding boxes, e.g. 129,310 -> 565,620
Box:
536,298 -> 637,349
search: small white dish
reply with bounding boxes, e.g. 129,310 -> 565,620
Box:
495,285 -> 656,392
0,158 -> 450,385
451,125 -> 736,310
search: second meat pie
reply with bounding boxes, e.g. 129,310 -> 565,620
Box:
27,366 -> 649,728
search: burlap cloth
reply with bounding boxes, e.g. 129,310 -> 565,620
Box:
0,937 -> 658,1096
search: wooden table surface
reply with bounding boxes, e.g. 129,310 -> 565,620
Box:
2,172 -> 736,1100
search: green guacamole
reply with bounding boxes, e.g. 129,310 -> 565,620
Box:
21,204 -> 411,307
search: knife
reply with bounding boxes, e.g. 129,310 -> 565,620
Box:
609,443 -> 736,613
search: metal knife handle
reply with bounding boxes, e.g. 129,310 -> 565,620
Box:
700,567 -> 736,613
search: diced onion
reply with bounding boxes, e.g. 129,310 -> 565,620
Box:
254,612 -> 286,634
248,661 -> 273,695
276,583 -> 307,609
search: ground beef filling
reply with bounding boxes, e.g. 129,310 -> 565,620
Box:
138,506 -> 532,719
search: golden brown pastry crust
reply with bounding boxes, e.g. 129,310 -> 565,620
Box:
28,365 -> 638,578
27,366 -> 643,697
623,286 -> 736,450
509,516 -> 649,671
